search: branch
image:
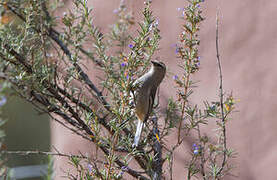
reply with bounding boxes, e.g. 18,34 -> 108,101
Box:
215,10 -> 227,176
2,150 -> 86,159
151,116 -> 162,180
196,124 -> 206,179
2,44 -> 32,73
55,86 -> 110,130
51,29 -> 104,67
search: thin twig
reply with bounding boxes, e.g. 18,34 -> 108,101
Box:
2,150 -> 86,159
215,10 -> 227,177
196,124 -> 206,179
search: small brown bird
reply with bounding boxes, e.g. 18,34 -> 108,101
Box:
133,60 -> 166,147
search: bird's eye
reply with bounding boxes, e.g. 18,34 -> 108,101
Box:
156,63 -> 164,68
152,61 -> 165,68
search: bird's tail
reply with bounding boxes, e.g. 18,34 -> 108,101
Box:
133,120 -> 144,147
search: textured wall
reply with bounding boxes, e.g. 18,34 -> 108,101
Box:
52,0 -> 277,179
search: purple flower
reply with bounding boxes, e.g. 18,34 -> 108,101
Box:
177,7 -> 186,17
121,62 -> 128,67
126,74 -> 129,80
46,53 -> 53,58
121,166 -> 129,171
154,20 -> 159,26
113,9 -> 119,14
171,44 -> 179,54
211,105 -> 216,111
173,75 -> 178,80
88,163 -> 93,173
119,166 -> 129,176
175,47 -> 179,54
146,37 -> 151,42
128,44 -> 134,48
0,96 -> 7,107
171,43 -> 177,48
196,4 -> 200,8
193,143 -> 200,155
130,100 -> 134,106
144,0 -> 152,5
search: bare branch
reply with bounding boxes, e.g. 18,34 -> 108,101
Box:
151,116 -> 162,180
2,150 -> 87,159
215,10 -> 227,177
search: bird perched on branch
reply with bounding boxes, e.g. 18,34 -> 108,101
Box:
132,60 -> 166,147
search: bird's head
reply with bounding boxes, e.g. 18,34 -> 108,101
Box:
151,60 -> 166,82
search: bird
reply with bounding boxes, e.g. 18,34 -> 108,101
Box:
132,60 -> 166,147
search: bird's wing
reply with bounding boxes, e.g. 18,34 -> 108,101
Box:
143,87 -> 157,122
